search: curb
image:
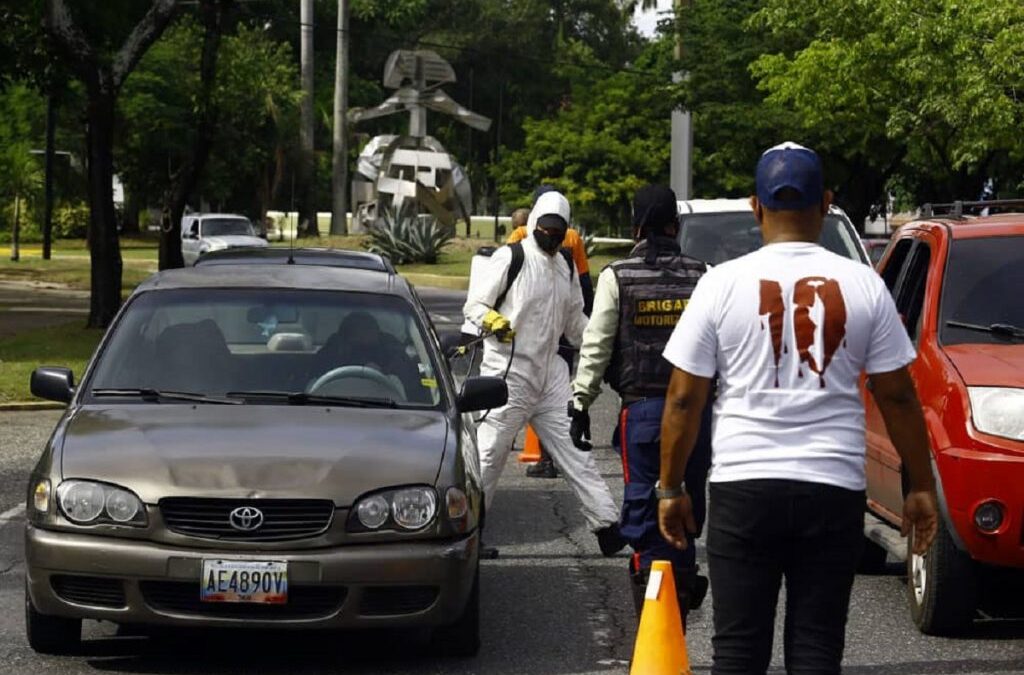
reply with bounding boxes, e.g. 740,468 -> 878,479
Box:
402,273 -> 470,291
0,401 -> 66,411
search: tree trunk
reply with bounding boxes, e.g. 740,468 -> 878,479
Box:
10,196 -> 20,262
158,0 -> 229,270
85,90 -> 123,328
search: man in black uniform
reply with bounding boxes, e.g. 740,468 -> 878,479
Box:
569,184 -> 712,619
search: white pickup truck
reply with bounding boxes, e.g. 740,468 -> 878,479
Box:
180,213 -> 268,266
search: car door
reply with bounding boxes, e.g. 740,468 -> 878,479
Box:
864,234 -> 932,522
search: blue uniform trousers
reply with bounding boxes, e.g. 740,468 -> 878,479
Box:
612,396 -> 712,585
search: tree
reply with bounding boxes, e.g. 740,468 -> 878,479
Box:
157,0 -> 231,270
45,0 -> 179,327
119,17 -> 301,255
751,0 -> 1024,211
493,38 -> 674,232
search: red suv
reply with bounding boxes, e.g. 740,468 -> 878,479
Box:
862,208 -> 1024,635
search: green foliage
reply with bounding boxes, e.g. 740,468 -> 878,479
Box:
54,203 -> 90,239
493,38 -> 674,234
367,209 -> 453,265
118,19 -> 301,214
750,0 -> 1024,203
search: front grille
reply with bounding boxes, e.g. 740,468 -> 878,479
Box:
160,498 -> 335,541
359,586 -> 439,616
51,575 -> 126,608
140,581 -> 346,619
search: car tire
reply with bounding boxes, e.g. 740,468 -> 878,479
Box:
25,585 -> 81,655
907,520 -> 977,635
431,563 -> 480,657
858,535 -> 889,575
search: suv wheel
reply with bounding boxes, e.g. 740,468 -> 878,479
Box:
907,521 -> 977,635
25,585 -> 81,655
431,563 -> 480,657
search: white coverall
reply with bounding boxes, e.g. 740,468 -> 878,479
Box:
463,192 -> 620,531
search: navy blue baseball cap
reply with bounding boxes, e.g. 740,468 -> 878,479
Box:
755,142 -> 824,210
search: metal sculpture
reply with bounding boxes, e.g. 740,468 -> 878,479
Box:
349,50 -> 491,232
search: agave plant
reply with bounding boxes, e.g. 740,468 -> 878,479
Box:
367,207 -> 453,265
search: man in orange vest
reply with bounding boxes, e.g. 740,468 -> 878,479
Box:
508,186 -> 594,478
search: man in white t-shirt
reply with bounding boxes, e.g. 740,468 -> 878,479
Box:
656,142 -> 939,674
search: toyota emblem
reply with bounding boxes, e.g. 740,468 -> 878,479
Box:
228,506 -> 264,531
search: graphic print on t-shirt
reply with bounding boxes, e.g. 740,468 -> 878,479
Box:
759,277 -> 848,388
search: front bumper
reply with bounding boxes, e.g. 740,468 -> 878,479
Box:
26,525 -> 478,629
938,447 -> 1024,568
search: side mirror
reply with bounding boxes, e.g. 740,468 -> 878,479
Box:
31,367 -> 75,404
456,376 -> 507,413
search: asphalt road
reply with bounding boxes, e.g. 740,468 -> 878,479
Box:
0,287 -> 1022,674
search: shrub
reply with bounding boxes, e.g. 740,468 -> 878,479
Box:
367,209 -> 453,265
54,203 -> 90,239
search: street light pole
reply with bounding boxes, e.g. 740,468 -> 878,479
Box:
43,92 -> 56,260
330,0 -> 349,235
670,0 -> 693,201
299,0 -> 316,237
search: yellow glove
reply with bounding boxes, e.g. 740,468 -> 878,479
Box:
482,309 -> 515,343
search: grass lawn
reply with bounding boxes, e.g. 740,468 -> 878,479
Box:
0,256 -> 155,293
0,321 -> 103,403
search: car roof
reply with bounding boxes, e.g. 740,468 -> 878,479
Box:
187,213 -> 250,220
677,198 -> 752,214
676,199 -> 849,219
195,247 -> 395,272
133,263 -> 413,300
903,213 -> 1024,241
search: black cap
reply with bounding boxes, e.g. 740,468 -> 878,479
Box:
632,185 -> 678,232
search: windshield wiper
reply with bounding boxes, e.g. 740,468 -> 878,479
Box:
91,388 -> 242,405
946,320 -> 1024,341
225,390 -> 397,408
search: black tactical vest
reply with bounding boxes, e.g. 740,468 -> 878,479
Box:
605,239 -> 706,398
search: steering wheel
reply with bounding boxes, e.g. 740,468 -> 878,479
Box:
307,365 -> 405,400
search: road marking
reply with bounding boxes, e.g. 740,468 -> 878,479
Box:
0,504 -> 26,522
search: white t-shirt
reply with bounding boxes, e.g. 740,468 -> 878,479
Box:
662,242 -> 916,491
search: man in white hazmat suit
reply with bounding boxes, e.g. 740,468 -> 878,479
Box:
463,190 -> 625,555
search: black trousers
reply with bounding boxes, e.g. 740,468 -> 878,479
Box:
707,479 -> 865,675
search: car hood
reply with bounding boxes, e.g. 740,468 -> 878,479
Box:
59,405 -> 448,505
944,344 -> 1024,387
205,235 -> 267,248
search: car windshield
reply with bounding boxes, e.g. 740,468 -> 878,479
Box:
677,213 -> 865,265
940,236 -> 1024,346
202,218 -> 254,237
87,289 -> 443,408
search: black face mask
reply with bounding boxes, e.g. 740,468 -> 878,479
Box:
534,228 -> 566,255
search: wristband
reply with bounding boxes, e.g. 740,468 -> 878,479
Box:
655,480 -> 686,500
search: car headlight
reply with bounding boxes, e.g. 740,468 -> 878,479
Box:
56,480 -> 147,526
392,488 -> 437,530
356,494 -> 389,529
968,387 -> 1024,441
349,486 -> 438,532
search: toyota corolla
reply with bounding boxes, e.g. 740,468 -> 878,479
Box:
24,259 -> 505,656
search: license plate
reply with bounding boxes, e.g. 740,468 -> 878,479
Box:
200,560 -> 288,604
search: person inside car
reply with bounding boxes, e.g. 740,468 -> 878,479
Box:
314,311 -> 426,403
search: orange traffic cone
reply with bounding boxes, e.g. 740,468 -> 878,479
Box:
630,560 -> 691,675
517,425 -> 543,463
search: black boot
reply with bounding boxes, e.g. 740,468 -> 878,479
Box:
596,523 -> 627,556
525,456 -> 559,478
